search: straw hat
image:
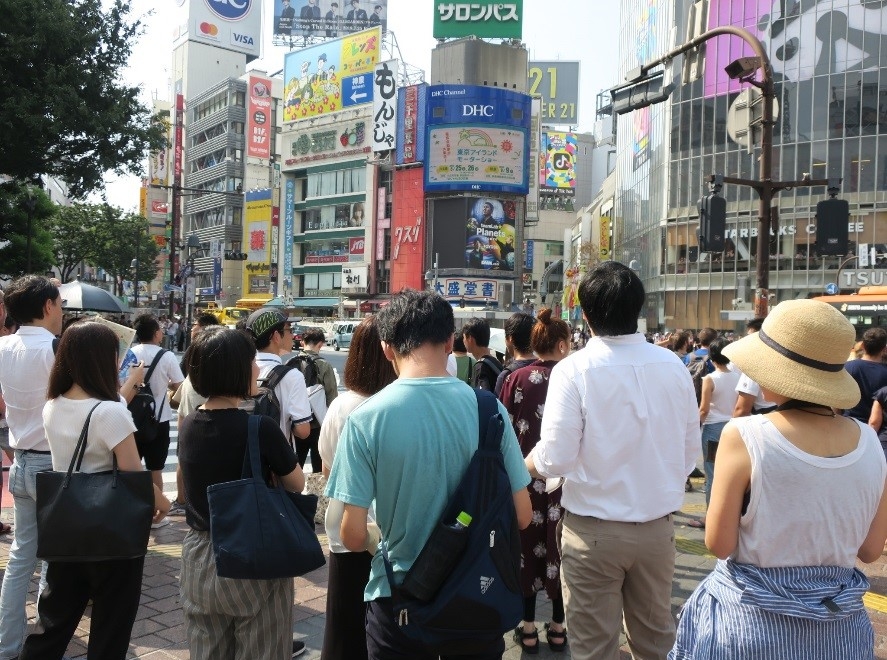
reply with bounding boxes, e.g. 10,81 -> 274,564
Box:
722,299 -> 860,409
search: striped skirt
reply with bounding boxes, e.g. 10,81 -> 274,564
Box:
180,529 -> 294,660
669,559 -> 874,660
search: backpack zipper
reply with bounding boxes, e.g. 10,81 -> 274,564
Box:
398,609 -> 409,626
489,530 -> 495,547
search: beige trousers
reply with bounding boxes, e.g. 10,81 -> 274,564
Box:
558,511 -> 676,660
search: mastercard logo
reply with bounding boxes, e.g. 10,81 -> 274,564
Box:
199,22 -> 219,36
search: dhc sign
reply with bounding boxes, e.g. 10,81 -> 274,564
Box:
206,0 -> 251,21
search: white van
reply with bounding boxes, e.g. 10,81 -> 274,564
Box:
330,321 -> 355,351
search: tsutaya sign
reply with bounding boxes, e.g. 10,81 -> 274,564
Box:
840,271 -> 887,288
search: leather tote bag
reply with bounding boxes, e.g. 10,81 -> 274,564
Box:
207,415 -> 326,579
36,402 -> 155,562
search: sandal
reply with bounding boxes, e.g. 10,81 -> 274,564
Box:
545,622 -> 567,652
688,519 -> 706,529
512,626 -> 539,654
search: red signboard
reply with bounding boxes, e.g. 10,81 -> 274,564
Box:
304,254 -> 350,264
402,85 -> 419,165
349,237 -> 366,256
390,167 -> 426,291
151,200 -> 169,215
247,76 -> 272,159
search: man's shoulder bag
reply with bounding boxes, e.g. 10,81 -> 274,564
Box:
127,348 -> 167,444
380,388 -> 523,648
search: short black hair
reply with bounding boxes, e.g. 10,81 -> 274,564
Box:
377,289 -> 454,355
697,328 -> 717,347
453,331 -> 467,353
578,261 -> 645,337
708,337 -> 732,366
863,327 -> 887,356
302,328 -> 325,345
461,317 -> 490,347
133,314 -> 160,343
504,313 -> 534,353
188,326 -> 256,399
746,318 -> 764,332
3,275 -> 59,325
195,312 -> 221,328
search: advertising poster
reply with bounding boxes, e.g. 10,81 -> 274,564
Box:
528,61 -> 580,124
284,179 -> 295,289
274,0 -> 387,40
371,59 -> 398,152
433,0 -> 522,39
542,131 -> 577,190
243,190 -> 273,295
633,106 -> 650,171
188,0 -> 261,57
283,26 -> 381,122
247,76 -> 273,159
396,83 -> 426,165
465,197 -> 516,271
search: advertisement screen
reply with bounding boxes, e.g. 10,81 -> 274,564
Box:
274,0 -> 387,40
283,27 -> 381,122
465,197 -> 516,271
542,131 -> 577,190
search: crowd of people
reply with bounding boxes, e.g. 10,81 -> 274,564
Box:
0,270 -> 886,660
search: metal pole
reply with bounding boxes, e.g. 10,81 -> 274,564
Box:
134,226 -> 140,309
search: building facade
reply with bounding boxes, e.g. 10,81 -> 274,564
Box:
611,0 -> 887,330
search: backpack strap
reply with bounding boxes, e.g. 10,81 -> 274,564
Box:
480,355 -> 503,378
143,348 -> 167,385
474,389 -> 504,452
261,363 -> 291,390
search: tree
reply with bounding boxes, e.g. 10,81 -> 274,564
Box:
0,0 -> 167,197
91,206 -> 160,295
0,181 -> 56,277
50,203 -> 100,282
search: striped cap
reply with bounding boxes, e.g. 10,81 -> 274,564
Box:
245,309 -> 287,339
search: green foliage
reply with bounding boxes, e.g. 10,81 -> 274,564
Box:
50,203 -> 100,282
0,0 -> 166,197
90,206 -> 160,295
0,182 -> 56,277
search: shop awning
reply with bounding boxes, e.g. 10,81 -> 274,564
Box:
292,297 -> 339,308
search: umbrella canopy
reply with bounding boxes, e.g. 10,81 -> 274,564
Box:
488,328 -> 506,355
59,281 -> 129,314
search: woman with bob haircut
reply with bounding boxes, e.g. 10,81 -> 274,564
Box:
20,321 -> 169,660
318,315 -> 396,660
670,300 -> 887,660
177,326 -> 305,660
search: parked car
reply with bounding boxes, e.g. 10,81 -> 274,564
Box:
291,323 -> 312,350
330,321 -> 355,351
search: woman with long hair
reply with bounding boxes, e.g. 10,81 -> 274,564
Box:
318,316 -> 397,660
177,326 -> 305,660
499,308 -> 572,653
671,300 -> 887,659
20,321 -> 169,660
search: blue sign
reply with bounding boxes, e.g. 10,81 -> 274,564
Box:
825,282 -> 839,295
342,74 -> 373,107
206,0 -> 252,21
524,240 -> 534,270
284,178 -> 295,289
426,85 -> 531,129
212,258 -> 222,295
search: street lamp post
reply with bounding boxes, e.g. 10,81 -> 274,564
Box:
23,190 -> 36,274
183,234 -> 202,349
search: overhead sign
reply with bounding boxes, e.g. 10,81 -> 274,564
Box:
247,76 -> 273,159
424,84 -> 531,194
273,0 -> 388,41
433,0 -> 523,39
187,0 -> 262,57
528,61 -> 579,125
371,59 -> 398,152
283,26 -> 381,122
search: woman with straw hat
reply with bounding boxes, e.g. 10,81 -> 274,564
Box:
670,299 -> 887,659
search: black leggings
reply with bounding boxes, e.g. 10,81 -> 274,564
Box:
296,425 -> 323,473
523,593 -> 565,624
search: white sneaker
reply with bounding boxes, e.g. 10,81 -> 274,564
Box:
151,518 -> 170,529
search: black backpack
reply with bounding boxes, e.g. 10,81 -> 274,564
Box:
286,352 -> 319,388
251,364 -> 292,433
127,349 -> 167,444
472,355 -> 503,391
381,389 -> 522,647
687,352 -> 714,404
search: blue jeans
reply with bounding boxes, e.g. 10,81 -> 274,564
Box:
701,422 -> 727,508
0,451 -> 52,659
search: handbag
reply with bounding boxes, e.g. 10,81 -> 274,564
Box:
207,415 -> 326,580
36,402 -> 155,562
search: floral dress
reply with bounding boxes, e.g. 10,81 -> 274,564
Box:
499,360 -> 563,600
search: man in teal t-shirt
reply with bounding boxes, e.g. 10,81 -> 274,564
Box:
326,289 -> 531,659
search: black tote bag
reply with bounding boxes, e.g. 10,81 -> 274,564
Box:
36,402 -> 155,562
207,415 -> 325,580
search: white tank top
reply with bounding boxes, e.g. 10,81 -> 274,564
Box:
732,415 -> 886,568
702,369 -> 742,424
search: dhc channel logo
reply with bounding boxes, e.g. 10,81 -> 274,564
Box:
205,0 -> 251,21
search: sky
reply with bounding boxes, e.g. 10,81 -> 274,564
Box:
102,0 -> 621,210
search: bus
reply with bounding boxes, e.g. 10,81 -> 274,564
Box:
813,286 -> 887,339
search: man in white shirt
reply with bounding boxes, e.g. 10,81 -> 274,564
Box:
245,310 -> 312,445
130,315 -> 184,519
165,317 -> 179,351
0,276 -> 64,660
526,261 -> 699,660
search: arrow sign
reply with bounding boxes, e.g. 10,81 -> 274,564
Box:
342,73 -> 373,108
351,90 -> 367,103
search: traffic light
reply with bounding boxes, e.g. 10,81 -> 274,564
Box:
815,198 -> 849,256
610,72 -> 675,116
697,194 -> 726,252
224,251 -> 248,261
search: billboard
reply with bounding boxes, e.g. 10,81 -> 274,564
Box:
465,197 -> 517,271
542,131 -> 577,190
528,61 -> 579,125
396,83 -> 427,165
243,190 -> 273,296
424,84 -> 531,194
274,0 -> 387,40
283,26 -> 381,122
247,76 -> 273,159
433,0 -> 523,39
187,0 -> 261,57
371,60 -> 398,152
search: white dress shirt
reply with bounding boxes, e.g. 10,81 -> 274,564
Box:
130,344 -> 184,424
256,352 -> 312,439
530,333 -> 700,522
0,326 -> 57,450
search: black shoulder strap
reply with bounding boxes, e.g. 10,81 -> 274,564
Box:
262,363 -> 291,390
143,348 -> 167,384
481,355 -> 503,377
474,388 -> 504,452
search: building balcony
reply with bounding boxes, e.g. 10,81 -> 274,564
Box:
186,160 -> 242,189
187,132 -> 245,163
183,191 -> 243,215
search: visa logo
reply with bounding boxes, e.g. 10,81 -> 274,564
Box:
233,33 -> 254,45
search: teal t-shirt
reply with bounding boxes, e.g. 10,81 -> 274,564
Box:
325,377 -> 530,601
